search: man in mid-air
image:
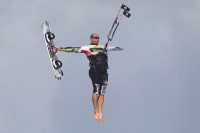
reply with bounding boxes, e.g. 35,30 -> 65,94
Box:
54,33 -> 123,122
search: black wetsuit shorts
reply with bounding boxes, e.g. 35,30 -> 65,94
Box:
89,69 -> 108,94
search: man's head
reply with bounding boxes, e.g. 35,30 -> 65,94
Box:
90,33 -> 100,45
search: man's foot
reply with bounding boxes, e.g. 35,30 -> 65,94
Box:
97,114 -> 104,122
93,112 -> 98,120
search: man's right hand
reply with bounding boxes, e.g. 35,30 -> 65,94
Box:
53,46 -> 60,53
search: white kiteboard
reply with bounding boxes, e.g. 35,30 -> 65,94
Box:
42,21 -> 63,80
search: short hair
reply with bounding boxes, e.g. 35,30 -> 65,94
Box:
90,33 -> 94,39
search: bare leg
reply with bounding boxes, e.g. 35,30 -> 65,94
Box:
92,93 -> 99,119
97,95 -> 104,122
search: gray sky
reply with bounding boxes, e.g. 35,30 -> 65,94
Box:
0,0 -> 200,133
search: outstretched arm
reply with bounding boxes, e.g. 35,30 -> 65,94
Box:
106,46 -> 124,52
54,46 -> 81,53
54,45 -> 93,56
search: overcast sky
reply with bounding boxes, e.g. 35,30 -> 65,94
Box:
0,0 -> 200,133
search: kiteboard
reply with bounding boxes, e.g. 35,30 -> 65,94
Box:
41,21 -> 63,80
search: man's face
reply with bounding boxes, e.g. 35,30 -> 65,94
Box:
90,33 -> 100,45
